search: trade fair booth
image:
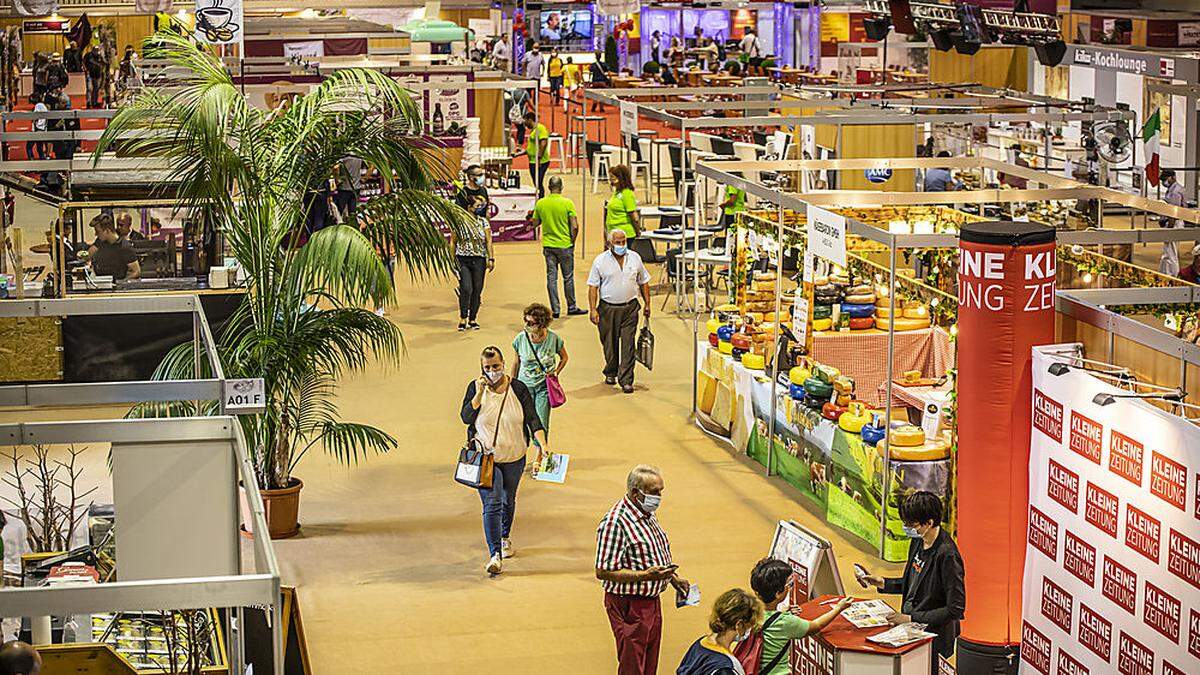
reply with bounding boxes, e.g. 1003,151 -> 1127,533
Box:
0,294 -> 285,674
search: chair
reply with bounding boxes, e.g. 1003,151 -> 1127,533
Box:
589,143 -> 622,193
627,135 -> 652,196
710,136 -> 736,157
688,132 -> 715,154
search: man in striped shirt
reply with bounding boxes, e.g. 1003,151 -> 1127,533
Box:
595,465 -> 690,675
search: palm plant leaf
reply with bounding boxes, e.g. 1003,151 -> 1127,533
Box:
100,31 -> 463,489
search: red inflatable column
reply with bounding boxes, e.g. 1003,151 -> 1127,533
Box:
955,222 -> 1056,671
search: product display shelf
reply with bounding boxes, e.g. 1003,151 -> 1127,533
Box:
93,609 -> 227,673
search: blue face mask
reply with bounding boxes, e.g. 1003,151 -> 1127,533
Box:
902,525 -> 922,539
612,245 -> 627,256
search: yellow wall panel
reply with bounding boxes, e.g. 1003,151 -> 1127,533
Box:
929,46 -> 1029,91
838,124 -> 917,192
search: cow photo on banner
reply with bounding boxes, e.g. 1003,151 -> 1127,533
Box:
1021,345 -> 1200,675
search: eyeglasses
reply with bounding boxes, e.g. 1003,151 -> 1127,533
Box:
524,320 -> 539,328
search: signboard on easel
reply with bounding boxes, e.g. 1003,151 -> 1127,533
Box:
768,519 -> 844,602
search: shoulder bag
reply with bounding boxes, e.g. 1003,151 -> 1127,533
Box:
731,611 -> 787,675
455,382 -> 510,489
525,332 -> 566,408
636,318 -> 655,371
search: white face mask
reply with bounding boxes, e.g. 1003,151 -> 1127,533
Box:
735,626 -> 753,642
612,245 -> 628,256
484,369 -> 504,384
902,524 -> 923,539
474,175 -> 486,186
640,492 -> 661,513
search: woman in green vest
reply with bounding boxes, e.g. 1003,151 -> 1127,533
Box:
604,164 -> 640,248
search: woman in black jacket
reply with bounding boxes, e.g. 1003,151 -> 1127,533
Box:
858,492 -> 965,673
461,346 -> 550,575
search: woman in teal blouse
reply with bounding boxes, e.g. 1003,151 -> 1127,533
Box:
510,302 -> 569,434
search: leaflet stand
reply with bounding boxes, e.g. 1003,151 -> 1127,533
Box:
768,520 -> 844,603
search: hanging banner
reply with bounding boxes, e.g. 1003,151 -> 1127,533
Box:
282,40 -> 324,59
428,74 -> 468,135
805,204 -> 846,267
1020,345 -> 1200,675
21,20 -> 69,34
193,0 -> 243,46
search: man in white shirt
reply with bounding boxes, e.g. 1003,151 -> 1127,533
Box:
1158,169 -> 1186,276
739,28 -> 761,59
523,43 -> 545,83
588,229 -> 651,394
492,34 -> 511,72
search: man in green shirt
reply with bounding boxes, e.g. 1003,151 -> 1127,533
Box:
523,111 -> 552,198
718,183 -> 745,230
534,176 -> 586,318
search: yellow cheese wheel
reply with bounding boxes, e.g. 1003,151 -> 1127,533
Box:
697,370 -> 718,414
880,437 -> 951,461
764,311 -> 790,323
875,316 -> 931,331
746,312 -> 765,323
839,402 -> 871,433
789,365 -> 811,385
844,294 -> 876,305
812,318 -> 832,331
742,353 -> 766,370
719,340 -> 734,355
847,284 -> 873,296
875,305 -> 893,319
903,370 -> 922,383
903,305 -> 929,320
889,425 -> 926,447
712,383 -> 735,431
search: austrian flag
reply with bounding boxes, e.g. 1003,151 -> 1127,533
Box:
1142,108 -> 1161,187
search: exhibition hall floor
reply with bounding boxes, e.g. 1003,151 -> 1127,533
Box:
269,172 -> 902,673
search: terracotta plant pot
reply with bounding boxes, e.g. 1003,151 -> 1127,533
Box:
257,478 -> 303,539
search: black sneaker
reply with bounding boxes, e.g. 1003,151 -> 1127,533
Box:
605,376 -> 616,385
469,322 -> 481,330
567,307 -> 588,316
552,312 -> 561,319
622,385 -> 634,394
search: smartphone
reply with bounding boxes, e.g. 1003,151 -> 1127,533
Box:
853,563 -> 869,587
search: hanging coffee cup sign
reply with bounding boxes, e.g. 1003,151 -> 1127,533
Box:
194,0 -> 244,46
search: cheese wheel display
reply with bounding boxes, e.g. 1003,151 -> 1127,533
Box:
902,304 -> 930,320
812,318 -> 832,331
812,275 -> 829,286
731,333 -> 752,351
717,325 -> 735,341
847,284 -> 873,296
812,304 -> 833,320
745,312 -> 765,323
849,316 -> 874,330
833,375 -> 855,394
816,365 -> 841,384
861,420 -> 887,445
844,294 -> 876,304
742,353 -> 765,370
714,304 -> 740,321
821,401 -> 847,421
764,311 -> 790,323
803,377 -> 832,399
840,302 -> 876,318
712,383 -> 735,431
804,395 -> 826,410
875,305 -> 893,319
718,340 -> 733,355
830,273 -> 850,285
874,316 -> 931,331
814,291 -> 842,305
838,402 -> 871,433
789,365 -> 811,385
888,425 -> 926,447
788,382 -> 806,400
834,392 -> 852,407
878,436 -> 951,461
706,317 -> 723,335
708,332 -> 720,347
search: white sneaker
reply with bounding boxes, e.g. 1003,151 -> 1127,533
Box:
486,553 -> 503,574
501,538 -> 513,559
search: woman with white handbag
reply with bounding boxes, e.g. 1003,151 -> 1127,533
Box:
510,303 -> 569,435
459,346 -> 549,575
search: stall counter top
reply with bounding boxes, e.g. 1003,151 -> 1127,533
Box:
797,595 -> 932,656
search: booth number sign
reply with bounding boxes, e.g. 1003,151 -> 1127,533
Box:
223,378 -> 266,415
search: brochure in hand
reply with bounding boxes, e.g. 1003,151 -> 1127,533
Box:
534,452 -> 570,484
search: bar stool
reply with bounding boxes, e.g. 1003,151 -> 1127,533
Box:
569,115 -> 605,168
547,133 -> 566,167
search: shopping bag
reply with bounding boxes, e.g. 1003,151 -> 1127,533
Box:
454,440 -> 494,489
636,319 -> 655,371
546,374 -> 567,408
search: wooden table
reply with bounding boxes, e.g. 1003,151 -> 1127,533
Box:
703,74 -> 742,86
801,73 -> 838,85
29,243 -> 51,255
770,67 -> 805,85
610,75 -> 644,89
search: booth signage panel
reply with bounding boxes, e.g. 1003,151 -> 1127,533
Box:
22,20 -> 69,34
1021,347 -> 1200,675
806,205 -> 846,267
619,100 -> 638,137
1067,45 -> 1198,84
224,378 -> 266,414
282,40 -> 324,59
1179,22 -> 1200,48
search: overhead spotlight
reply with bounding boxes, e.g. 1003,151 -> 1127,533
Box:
864,16 -> 891,42
929,27 -> 954,52
1048,362 -> 1070,376
889,0 -> 917,35
1034,39 -> 1067,67
1093,393 -> 1116,406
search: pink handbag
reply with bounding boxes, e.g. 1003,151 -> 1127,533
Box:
526,332 -> 566,408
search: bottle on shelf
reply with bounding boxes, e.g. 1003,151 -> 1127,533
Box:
432,102 -> 444,135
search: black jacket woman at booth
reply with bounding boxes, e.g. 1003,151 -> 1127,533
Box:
858,491 -> 966,672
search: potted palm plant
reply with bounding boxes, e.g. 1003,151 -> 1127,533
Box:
102,32 -> 472,538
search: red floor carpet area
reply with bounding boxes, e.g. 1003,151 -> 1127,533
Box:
3,95 -> 106,161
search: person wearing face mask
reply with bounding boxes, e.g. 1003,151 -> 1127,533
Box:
596,465 -> 690,675
510,302 -> 569,433
450,166 -> 495,331
587,229 -> 651,393
523,111 -> 552,198
747,558 -> 852,674
676,588 -> 763,675
604,164 -> 641,244
461,346 -> 549,575
857,491 -> 965,673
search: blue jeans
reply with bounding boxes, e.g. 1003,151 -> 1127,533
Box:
478,455 -> 526,556
543,246 -> 578,315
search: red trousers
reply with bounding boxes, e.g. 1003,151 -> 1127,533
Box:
604,592 -> 663,675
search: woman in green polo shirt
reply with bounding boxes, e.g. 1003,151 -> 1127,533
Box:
604,164 -> 640,247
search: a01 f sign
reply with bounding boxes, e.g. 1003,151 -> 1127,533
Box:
223,378 -> 266,415
806,204 -> 847,267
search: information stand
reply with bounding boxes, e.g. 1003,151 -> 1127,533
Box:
768,520 -> 844,603
794,594 -> 935,675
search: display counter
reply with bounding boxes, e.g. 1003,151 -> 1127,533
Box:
793,595 -> 934,675
489,185 -> 537,241
812,328 -> 953,407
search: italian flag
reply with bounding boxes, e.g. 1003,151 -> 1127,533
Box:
1142,109 -> 1161,187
